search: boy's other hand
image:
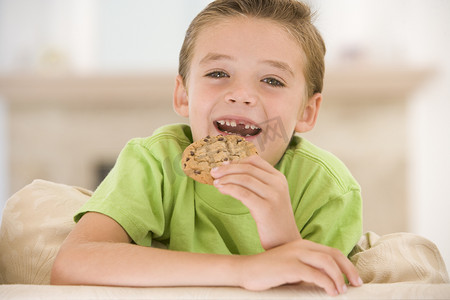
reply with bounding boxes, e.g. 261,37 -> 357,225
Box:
211,155 -> 300,249
235,238 -> 363,296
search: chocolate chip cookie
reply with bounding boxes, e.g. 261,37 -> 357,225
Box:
181,134 -> 258,185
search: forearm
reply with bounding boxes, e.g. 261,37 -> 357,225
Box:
51,241 -> 242,287
51,235 -> 363,296
51,213 -> 362,296
253,209 -> 301,250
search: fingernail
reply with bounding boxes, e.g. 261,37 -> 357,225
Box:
342,284 -> 348,293
357,277 -> 363,286
211,167 -> 219,173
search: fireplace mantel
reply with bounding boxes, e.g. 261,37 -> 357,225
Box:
0,67 -> 430,105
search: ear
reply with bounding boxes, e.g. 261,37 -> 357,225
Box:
295,93 -> 322,133
173,75 -> 189,117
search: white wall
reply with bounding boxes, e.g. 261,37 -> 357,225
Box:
0,0 -> 97,73
0,0 -> 208,221
312,0 -> 450,269
0,97 -> 7,223
406,1 -> 450,271
94,0 -> 213,72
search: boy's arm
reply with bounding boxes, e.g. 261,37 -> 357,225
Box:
51,212 -> 362,296
51,212 -> 238,287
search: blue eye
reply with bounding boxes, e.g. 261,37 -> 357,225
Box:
262,77 -> 285,87
206,71 -> 229,78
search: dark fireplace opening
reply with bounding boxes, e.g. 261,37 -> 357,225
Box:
95,161 -> 115,188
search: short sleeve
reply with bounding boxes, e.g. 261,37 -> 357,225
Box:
300,189 -> 362,256
282,136 -> 363,257
74,140 -> 166,247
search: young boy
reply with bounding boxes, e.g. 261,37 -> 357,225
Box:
52,0 -> 363,296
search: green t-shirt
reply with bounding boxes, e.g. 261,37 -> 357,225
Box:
75,124 -> 362,256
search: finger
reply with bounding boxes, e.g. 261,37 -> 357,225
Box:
299,250 -> 347,295
328,248 -> 363,287
294,263 -> 339,296
211,161 -> 273,187
214,178 -> 263,208
234,156 -> 289,190
211,158 -> 285,189
238,155 -> 280,176
214,173 -> 272,201
298,240 -> 362,289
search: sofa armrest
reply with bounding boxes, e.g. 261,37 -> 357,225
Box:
0,180 -> 91,284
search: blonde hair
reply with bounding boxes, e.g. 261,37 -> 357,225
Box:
178,0 -> 326,99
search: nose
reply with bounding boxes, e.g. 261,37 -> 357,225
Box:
226,86 -> 257,106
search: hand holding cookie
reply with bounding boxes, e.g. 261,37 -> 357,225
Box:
210,154 -> 301,250
182,134 -> 300,250
181,134 -> 258,185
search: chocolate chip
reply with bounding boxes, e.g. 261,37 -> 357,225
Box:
224,157 -> 228,161
190,151 -> 195,156
218,137 -> 224,141
186,157 -> 190,161
194,170 -> 201,174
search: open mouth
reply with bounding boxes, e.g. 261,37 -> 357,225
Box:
214,119 -> 262,137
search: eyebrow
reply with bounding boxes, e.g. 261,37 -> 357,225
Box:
199,53 -> 234,65
263,59 -> 295,78
199,53 -> 295,78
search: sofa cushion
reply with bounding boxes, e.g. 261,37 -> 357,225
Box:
350,231 -> 449,283
0,179 -> 91,284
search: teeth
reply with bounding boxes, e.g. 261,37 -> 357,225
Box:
216,119 -> 260,130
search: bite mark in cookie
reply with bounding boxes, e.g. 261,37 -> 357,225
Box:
182,134 -> 258,185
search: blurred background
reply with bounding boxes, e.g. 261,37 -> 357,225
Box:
0,0 -> 449,268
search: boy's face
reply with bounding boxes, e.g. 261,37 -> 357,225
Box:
174,17 -> 320,165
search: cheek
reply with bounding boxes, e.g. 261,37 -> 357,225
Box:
187,100 -> 213,141
268,103 -> 300,133
188,84 -> 220,108
189,99 -> 211,122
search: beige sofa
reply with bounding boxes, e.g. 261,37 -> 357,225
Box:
1,179 -> 449,299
